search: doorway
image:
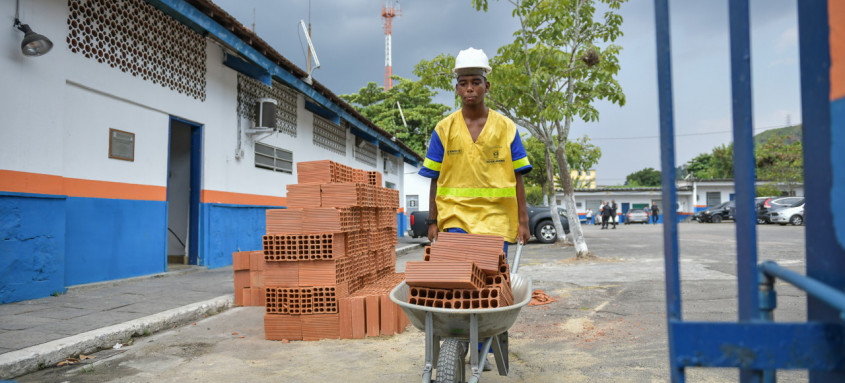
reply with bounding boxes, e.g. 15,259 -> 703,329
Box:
167,117 -> 202,269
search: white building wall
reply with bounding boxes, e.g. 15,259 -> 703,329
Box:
62,84 -> 171,186
568,190 -> 694,215
0,0 -> 69,177
403,162 -> 430,211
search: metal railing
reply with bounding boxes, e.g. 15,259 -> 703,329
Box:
655,0 -> 845,381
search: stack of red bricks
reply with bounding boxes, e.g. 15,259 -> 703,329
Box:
404,232 -> 514,309
233,160 -> 406,341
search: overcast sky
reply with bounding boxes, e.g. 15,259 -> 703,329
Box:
214,0 -> 801,185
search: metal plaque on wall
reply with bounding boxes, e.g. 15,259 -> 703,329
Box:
109,128 -> 135,161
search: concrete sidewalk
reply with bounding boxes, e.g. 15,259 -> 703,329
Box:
0,239 -> 426,380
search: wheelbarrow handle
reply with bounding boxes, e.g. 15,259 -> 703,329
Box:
511,242 -> 524,274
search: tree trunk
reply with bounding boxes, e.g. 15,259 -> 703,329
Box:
541,183 -> 548,206
544,143 -> 567,244
555,143 -> 591,258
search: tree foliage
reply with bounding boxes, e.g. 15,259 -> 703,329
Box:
340,77 -> 451,156
680,135 -> 802,194
756,136 -> 803,193
625,167 -> 661,186
523,135 -> 601,187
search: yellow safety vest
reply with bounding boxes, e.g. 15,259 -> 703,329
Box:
433,110 -> 523,242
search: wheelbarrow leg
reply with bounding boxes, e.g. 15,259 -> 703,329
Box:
468,314 -> 495,383
491,331 -> 509,376
423,312 -> 434,383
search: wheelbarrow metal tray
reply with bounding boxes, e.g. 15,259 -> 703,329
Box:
389,273 -> 533,339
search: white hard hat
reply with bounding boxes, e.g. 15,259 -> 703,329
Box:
453,47 -> 491,77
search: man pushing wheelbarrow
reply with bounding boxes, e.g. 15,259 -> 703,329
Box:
389,47 -> 534,382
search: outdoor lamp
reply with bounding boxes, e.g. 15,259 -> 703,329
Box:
14,19 -> 53,56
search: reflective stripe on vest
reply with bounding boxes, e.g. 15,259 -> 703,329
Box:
437,186 -> 516,198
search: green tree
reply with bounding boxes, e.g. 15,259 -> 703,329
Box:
625,167 -> 661,186
709,143 -> 734,179
418,0 -> 626,258
523,135 -> 556,198
525,134 -> 601,201
756,136 -> 803,195
684,153 -> 713,179
340,77 -> 451,156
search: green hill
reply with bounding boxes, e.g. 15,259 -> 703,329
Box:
754,125 -> 802,146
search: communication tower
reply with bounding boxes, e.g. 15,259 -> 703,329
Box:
381,1 -> 400,90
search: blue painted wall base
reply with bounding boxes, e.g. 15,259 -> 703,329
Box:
199,203 -> 268,268
0,193 -> 67,304
64,197 -> 167,286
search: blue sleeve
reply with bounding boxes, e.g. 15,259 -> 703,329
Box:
511,132 -> 532,175
418,130 -> 444,179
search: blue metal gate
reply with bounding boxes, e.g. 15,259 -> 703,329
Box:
655,0 -> 845,381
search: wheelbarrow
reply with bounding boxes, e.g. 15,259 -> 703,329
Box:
389,244 -> 533,383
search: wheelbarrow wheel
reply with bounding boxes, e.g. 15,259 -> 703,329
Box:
435,338 -> 465,383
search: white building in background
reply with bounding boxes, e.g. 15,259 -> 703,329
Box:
558,179 -> 804,223
0,0 -> 421,304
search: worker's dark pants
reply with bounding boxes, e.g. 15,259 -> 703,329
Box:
652,214 -> 659,223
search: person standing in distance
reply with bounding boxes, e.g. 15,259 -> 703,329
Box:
611,200 -> 618,229
418,47 -> 532,253
651,202 -> 660,224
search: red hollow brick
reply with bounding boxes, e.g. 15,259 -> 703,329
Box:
405,261 -> 485,290
232,251 -> 251,271
349,296 -> 366,339
302,314 -> 340,341
264,314 -> 302,341
365,295 -> 380,337
379,294 -> 395,336
338,298 -> 353,339
286,183 -> 322,208
266,209 -> 303,234
264,262 -> 298,287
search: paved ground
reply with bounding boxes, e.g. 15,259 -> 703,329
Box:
8,222 -> 810,382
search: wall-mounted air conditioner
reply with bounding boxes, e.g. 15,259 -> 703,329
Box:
246,97 -> 277,136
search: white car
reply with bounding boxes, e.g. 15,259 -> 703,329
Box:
768,203 -> 805,226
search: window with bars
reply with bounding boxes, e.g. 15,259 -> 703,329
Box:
254,142 -> 293,173
313,116 -> 347,155
354,138 -> 378,167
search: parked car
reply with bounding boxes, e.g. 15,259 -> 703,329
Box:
766,199 -> 805,226
695,201 -> 732,223
407,205 -> 570,244
625,209 -> 649,224
727,197 -> 772,223
758,196 -> 804,224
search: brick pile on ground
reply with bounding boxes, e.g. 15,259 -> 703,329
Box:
232,160 -> 406,341
405,232 -> 514,309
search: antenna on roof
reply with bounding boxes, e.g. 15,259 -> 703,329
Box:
300,19 -> 320,85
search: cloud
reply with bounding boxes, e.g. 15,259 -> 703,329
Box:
775,27 -> 797,54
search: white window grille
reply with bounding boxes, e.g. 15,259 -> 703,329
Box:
313,116 -> 347,155
237,74 -> 297,136
254,142 -> 293,173
383,153 -> 398,175
67,0 -> 207,100
354,138 -> 377,167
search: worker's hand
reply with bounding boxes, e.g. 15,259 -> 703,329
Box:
427,224 -> 439,243
517,222 -> 530,245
